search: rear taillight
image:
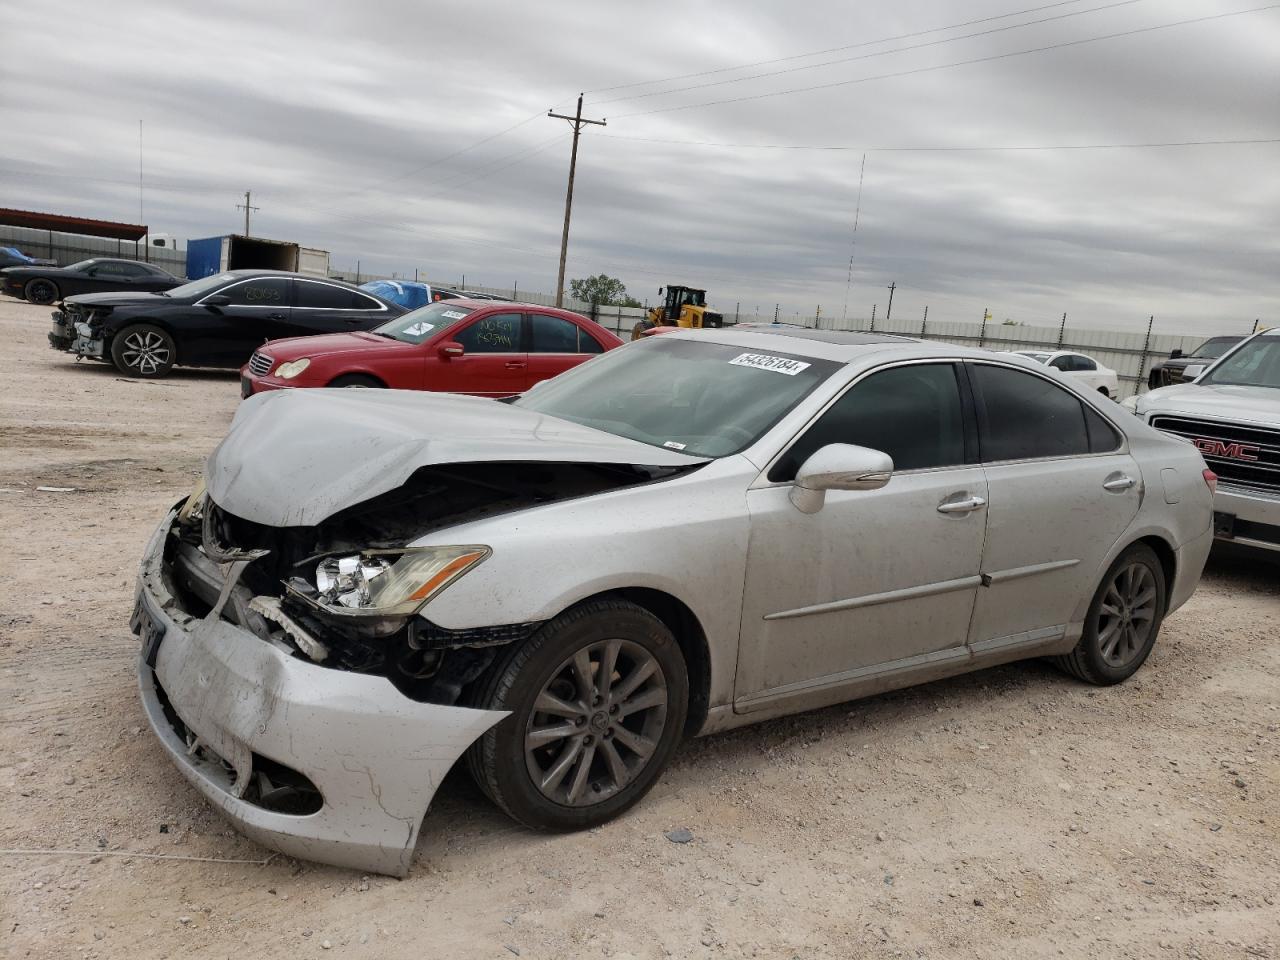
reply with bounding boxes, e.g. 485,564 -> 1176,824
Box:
1203,468 -> 1217,494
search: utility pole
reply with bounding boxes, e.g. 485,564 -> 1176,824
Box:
237,191 -> 259,236
886,282 -> 897,321
548,94 -> 606,307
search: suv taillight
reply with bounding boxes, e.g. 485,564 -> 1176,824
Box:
1203,468 -> 1217,494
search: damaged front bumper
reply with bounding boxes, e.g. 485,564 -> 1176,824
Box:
48,308 -> 104,357
132,509 -> 506,876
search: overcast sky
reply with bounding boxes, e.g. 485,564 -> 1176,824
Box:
2,0 -> 1277,334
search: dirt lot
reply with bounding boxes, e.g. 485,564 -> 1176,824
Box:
0,296 -> 1276,960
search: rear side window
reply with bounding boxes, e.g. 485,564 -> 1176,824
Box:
530,314 -> 580,353
1085,405 -> 1122,453
1071,355 -> 1097,371
296,281 -> 373,309
972,364 -> 1095,461
771,363 -> 966,481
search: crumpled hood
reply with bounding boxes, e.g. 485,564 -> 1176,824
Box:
206,388 -> 705,526
1142,382 -> 1280,425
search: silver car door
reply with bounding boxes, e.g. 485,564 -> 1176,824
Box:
965,360 -> 1141,653
735,361 -> 988,715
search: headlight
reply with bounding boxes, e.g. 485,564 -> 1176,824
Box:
274,357 -> 311,379
303,545 -> 490,618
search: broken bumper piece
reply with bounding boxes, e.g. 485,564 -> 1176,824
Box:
133,512 -> 506,876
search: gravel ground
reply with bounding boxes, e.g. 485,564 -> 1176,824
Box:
0,296 -> 1276,960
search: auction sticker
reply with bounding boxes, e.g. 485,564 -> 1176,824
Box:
729,353 -> 811,376
441,310 -> 467,320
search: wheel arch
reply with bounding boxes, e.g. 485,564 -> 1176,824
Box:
568,587 -> 712,738
326,370 -> 389,388
1133,534 -> 1177,612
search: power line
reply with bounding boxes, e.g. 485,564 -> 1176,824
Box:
612,4 -> 1280,119
596,135 -> 1280,152
592,0 -> 1146,106
586,0 -> 1105,95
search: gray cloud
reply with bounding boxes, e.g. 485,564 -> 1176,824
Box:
1,0 -> 1277,334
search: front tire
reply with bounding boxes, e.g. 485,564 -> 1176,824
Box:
110,324 -> 176,378
25,278 -> 59,305
1054,543 -> 1166,685
468,599 -> 688,831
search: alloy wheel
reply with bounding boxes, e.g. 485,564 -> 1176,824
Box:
120,330 -> 171,375
1095,562 -> 1158,668
28,280 -> 55,304
524,638 -> 669,807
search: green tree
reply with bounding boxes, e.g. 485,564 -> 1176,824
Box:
569,274 -> 637,306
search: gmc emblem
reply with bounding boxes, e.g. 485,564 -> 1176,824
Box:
1192,437 -> 1261,461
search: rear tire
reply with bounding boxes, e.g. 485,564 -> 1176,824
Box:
327,373 -> 384,388
110,324 -> 176,378
25,278 -> 58,305
467,599 -> 688,831
1054,543 -> 1166,685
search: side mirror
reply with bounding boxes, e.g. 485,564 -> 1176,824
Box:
1170,348 -> 1184,359
1182,363 -> 1207,381
203,294 -> 231,307
439,341 -> 465,358
789,443 -> 893,514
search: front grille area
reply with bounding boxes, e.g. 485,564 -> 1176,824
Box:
1151,415 -> 1280,493
248,352 -> 273,376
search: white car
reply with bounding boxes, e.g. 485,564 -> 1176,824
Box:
1006,351 -> 1119,397
132,327 -> 1213,875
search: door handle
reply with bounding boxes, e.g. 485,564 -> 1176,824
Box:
505,360 -> 527,369
937,495 -> 987,515
1102,475 -> 1136,491
267,312 -> 286,320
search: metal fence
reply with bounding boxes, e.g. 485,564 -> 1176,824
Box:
2,228 -> 1249,396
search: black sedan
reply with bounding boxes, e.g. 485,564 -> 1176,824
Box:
2,257 -> 183,305
49,270 -> 405,378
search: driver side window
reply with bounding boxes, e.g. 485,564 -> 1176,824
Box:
770,363 -> 967,482
455,312 -> 522,353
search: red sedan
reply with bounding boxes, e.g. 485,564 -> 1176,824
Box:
240,300 -> 622,398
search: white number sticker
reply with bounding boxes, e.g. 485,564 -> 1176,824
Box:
663,440 -> 687,450
728,353 -> 811,376
441,310 -> 467,320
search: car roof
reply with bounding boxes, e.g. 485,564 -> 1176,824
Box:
221,270 -> 362,288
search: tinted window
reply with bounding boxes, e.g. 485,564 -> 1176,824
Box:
221,278 -> 289,307
973,364 -> 1090,461
455,312 -> 522,353
530,314 -> 579,353
1085,405 -> 1121,453
296,281 -> 357,309
579,328 -> 605,354
1048,355 -> 1072,371
1071,355 -> 1097,371
771,363 -> 966,482
91,262 -> 128,276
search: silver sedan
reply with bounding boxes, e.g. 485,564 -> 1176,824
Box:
133,325 -> 1215,874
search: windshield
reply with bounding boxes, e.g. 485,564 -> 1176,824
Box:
1202,336 -> 1280,389
167,274 -> 237,299
373,301 -> 475,344
514,338 -> 839,458
1190,338 -> 1238,360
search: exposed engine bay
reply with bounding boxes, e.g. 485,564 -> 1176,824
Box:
167,460 -> 691,704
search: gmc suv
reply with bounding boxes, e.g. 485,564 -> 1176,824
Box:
1125,328 -> 1280,555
